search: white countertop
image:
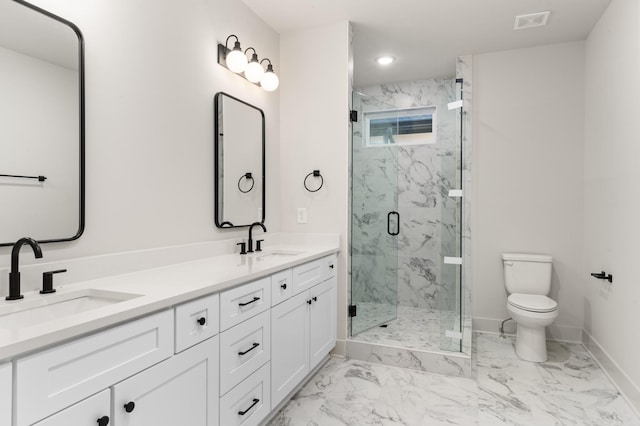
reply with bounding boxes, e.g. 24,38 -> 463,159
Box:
0,243 -> 339,361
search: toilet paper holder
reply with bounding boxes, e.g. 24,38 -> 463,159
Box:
590,271 -> 613,283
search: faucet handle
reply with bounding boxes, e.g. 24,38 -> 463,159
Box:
237,242 -> 247,255
41,269 -> 67,294
256,239 -> 264,252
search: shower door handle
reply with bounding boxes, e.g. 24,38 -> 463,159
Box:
387,211 -> 400,236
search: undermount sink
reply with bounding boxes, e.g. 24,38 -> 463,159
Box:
0,289 -> 142,329
256,250 -> 304,259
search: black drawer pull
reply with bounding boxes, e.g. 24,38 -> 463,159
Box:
124,401 -> 135,413
329,264 -> 334,269
197,317 -> 206,326
238,398 -> 260,416
307,299 -> 312,305
312,296 -> 317,302
238,296 -> 260,307
97,416 -> 110,426
238,342 -> 260,356
280,282 -> 287,289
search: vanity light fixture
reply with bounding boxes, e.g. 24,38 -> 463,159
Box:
218,35 -> 279,92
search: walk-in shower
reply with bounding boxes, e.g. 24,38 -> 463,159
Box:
348,57 -> 472,376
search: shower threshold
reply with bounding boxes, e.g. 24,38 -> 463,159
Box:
347,304 -> 472,378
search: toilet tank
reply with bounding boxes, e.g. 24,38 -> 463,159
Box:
502,253 -> 553,295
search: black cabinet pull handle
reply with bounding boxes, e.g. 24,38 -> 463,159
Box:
124,401 -> 135,413
197,317 -> 206,326
307,299 -> 312,305
238,342 -> 260,356
329,264 -> 334,269
280,281 -> 287,290
312,296 -> 317,302
239,296 -> 260,307
238,398 -> 260,416
97,416 -> 110,426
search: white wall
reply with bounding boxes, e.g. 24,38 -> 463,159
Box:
584,0 -> 640,393
0,0 -> 280,266
279,22 -> 351,353
472,42 -> 585,340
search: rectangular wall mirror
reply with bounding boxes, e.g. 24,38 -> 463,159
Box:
0,0 -> 85,246
214,92 -> 265,228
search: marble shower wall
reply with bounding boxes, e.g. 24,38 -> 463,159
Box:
352,77 -> 461,312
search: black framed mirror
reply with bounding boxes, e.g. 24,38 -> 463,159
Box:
0,0 -> 85,246
214,92 -> 265,228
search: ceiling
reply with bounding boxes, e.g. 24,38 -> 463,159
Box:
0,0 -> 78,70
241,0 -> 612,87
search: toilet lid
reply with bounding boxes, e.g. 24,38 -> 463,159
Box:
508,294 -> 558,313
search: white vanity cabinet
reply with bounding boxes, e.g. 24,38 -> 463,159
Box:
112,335 -> 219,426
271,255 -> 337,409
1,362 -> 12,426
7,251 -> 338,426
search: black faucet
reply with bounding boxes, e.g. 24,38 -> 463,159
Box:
247,222 -> 266,253
7,237 -> 43,300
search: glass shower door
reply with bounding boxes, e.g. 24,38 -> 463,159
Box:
350,91 -> 399,336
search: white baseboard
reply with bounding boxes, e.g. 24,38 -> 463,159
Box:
583,330 -> 640,417
472,316 -> 582,342
331,339 -> 347,358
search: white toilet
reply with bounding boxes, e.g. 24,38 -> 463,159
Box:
502,253 -> 558,362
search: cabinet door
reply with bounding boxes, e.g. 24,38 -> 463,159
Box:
33,390 -> 110,426
112,336 -> 219,426
1,363 -> 11,426
309,276 -> 337,369
270,291 -> 309,409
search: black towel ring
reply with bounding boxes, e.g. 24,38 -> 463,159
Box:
237,172 -> 255,193
304,170 -> 323,192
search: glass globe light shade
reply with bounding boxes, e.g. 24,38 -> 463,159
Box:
244,60 -> 264,83
226,48 -> 247,73
260,69 -> 279,92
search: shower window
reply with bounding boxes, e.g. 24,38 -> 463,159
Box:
363,106 -> 437,147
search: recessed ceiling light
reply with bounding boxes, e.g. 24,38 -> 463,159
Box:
375,56 -> 395,66
513,11 -> 551,30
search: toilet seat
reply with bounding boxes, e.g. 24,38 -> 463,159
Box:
508,294 -> 557,313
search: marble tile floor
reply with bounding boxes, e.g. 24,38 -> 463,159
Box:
267,333 -> 640,426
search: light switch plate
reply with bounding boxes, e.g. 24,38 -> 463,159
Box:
297,208 -> 308,224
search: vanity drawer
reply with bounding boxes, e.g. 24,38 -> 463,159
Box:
220,277 -> 271,331
291,258 -> 324,295
324,254 -> 337,279
15,309 -> 173,426
220,362 -> 271,426
220,310 -> 271,395
271,268 -> 293,306
175,293 -> 220,353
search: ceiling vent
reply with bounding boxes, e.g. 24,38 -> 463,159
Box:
513,11 -> 551,30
